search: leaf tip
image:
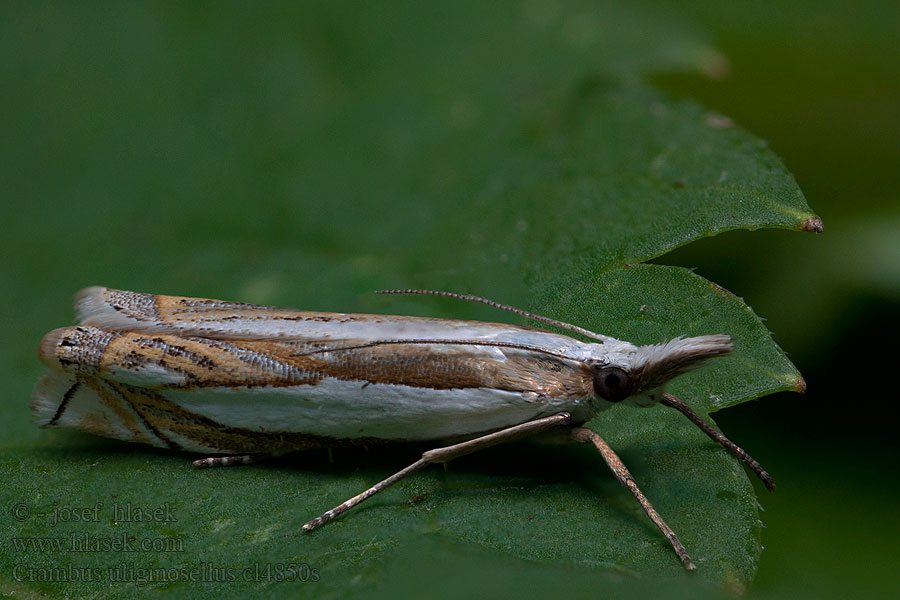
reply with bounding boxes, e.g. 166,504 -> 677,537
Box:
794,376 -> 807,394
800,216 -> 824,233
699,51 -> 731,81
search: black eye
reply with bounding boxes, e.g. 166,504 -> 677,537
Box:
592,367 -> 634,403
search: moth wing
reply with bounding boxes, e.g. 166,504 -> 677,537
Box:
74,287 -> 544,343
75,286 -> 347,340
41,324 -> 575,395
30,371 -> 165,447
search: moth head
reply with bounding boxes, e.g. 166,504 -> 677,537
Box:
590,335 -> 733,407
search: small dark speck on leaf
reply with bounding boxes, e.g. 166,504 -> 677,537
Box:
672,178 -> 687,188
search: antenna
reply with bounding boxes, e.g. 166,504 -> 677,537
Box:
376,289 -> 615,343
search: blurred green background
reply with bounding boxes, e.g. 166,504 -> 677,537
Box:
1,1 -> 897,598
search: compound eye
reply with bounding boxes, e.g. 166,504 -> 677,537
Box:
592,366 -> 634,403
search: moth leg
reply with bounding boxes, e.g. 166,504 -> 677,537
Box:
662,392 -> 775,490
302,412 -> 572,532
570,427 -> 696,571
192,454 -> 273,468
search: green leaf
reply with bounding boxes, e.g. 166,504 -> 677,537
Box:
0,1 -> 818,597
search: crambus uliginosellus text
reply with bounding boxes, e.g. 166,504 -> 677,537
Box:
32,287 -> 774,570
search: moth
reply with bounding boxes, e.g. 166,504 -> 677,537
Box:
32,287 -> 774,570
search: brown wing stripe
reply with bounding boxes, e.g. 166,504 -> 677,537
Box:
107,381 -> 182,451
